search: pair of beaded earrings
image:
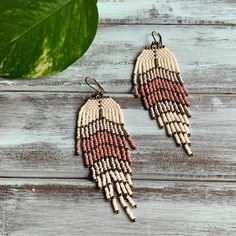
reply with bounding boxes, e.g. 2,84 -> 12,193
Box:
76,32 -> 193,222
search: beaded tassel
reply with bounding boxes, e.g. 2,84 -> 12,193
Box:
76,90 -> 137,222
133,32 -> 193,156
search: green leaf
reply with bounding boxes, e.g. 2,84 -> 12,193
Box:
0,0 -> 99,79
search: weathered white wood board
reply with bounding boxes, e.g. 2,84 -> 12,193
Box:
0,25 -> 235,93
0,179 -> 235,236
0,92 -> 235,181
0,0 -> 236,234
98,0 -> 236,25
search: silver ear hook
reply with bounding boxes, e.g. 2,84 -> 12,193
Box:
85,77 -> 105,93
151,31 -> 163,46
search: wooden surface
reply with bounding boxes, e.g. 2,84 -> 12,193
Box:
0,179 -> 235,236
0,1 -> 236,235
1,25 -> 236,94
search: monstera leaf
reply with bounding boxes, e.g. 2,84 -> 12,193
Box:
0,0 -> 98,78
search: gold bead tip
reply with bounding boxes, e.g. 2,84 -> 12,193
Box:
184,144 -> 193,156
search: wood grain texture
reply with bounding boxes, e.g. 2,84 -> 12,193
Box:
0,25 -> 235,93
1,1 -> 236,234
98,0 -> 236,25
0,92 -> 235,181
0,179 -> 235,236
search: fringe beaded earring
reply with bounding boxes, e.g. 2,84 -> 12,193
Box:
76,77 -> 137,222
132,32 -> 193,156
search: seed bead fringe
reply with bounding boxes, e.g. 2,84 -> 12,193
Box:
133,44 -> 193,156
77,95 -> 137,222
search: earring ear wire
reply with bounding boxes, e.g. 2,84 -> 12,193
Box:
85,77 -> 106,93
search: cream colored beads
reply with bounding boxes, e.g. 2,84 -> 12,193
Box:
92,158 -> 137,222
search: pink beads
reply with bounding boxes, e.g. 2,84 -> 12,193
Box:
76,138 -> 81,155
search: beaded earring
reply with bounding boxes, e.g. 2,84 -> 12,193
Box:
132,32 -> 193,156
76,77 -> 137,222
